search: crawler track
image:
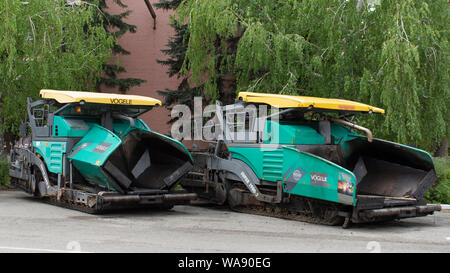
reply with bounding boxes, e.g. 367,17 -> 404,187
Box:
182,173 -> 349,226
229,204 -> 345,226
42,197 -> 101,214
225,184 -> 347,226
41,196 -> 176,214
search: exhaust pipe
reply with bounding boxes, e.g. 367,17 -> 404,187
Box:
329,117 -> 373,142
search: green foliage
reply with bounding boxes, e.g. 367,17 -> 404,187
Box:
0,156 -> 10,187
176,0 -> 449,151
424,157 -> 450,204
177,0 -> 238,100
154,0 -> 183,10
0,0 -> 113,137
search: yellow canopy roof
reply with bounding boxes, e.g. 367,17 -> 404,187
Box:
40,89 -> 161,106
237,92 -> 385,114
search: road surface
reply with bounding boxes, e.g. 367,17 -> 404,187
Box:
0,190 -> 449,253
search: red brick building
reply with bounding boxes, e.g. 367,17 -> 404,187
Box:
103,1 -> 178,135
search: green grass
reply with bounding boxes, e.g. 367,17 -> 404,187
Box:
424,157 -> 450,204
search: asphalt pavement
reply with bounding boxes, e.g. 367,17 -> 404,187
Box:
0,190 -> 449,253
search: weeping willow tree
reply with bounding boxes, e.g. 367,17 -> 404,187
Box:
174,0 -> 448,153
0,0 -> 113,148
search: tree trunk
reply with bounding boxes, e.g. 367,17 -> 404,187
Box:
0,131 -> 3,157
3,133 -> 13,154
434,137 -> 448,157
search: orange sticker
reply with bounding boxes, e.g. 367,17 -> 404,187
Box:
338,105 -> 355,110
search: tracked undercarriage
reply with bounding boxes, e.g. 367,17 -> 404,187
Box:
181,92 -> 441,228
8,90 -> 197,213
226,184 -> 348,226
183,162 -> 440,228
10,146 -> 196,214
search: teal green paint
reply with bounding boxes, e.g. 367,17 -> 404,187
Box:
262,121 -> 360,145
228,151 -> 260,177
43,110 -> 192,191
282,146 -> 356,206
52,116 -> 97,138
230,144 -> 356,205
70,157 -> 116,190
136,118 -> 150,131
330,123 -> 359,144
52,115 -> 150,139
228,147 -> 284,181
261,149 -> 284,181
66,123 -> 193,191
228,120 -> 361,205
33,141 -> 67,174
227,120 -> 433,207
68,124 -> 122,190
263,121 -> 325,144
69,124 -> 121,166
230,120 -> 362,183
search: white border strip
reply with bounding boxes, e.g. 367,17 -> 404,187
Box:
0,246 -> 90,253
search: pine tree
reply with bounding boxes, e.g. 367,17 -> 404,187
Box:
97,0 -> 146,93
153,0 -> 202,121
154,0 -> 238,123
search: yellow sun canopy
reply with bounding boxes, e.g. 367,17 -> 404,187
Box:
40,89 -> 162,107
237,92 -> 385,114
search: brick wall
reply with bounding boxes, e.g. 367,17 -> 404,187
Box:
103,0 -> 179,135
